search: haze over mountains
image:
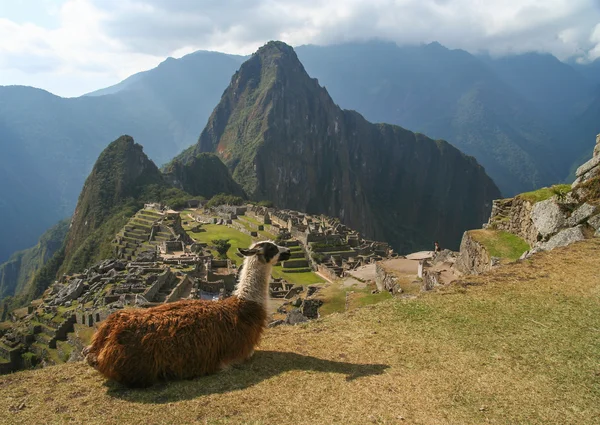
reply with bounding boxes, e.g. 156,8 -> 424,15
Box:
1,40 -> 599,264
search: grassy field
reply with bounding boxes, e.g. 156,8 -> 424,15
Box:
187,224 -> 253,266
469,229 -> 531,261
518,184 -> 572,203
187,223 -> 323,285
1,238 -> 599,424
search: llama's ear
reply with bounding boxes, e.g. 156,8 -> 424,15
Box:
238,248 -> 258,257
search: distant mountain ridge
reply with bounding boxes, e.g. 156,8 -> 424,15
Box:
1,40 -> 599,265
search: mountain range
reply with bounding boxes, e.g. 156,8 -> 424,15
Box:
0,40 -> 598,266
0,42 -> 501,307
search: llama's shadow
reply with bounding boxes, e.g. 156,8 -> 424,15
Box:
105,350 -> 389,403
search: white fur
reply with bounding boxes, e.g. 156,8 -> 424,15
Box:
232,241 -> 290,307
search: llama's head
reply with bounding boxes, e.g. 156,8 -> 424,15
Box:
238,241 -> 291,265
234,241 -> 291,305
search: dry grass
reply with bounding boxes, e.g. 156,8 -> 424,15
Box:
1,239 -> 600,424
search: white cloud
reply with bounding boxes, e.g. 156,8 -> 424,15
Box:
1,0 -> 600,96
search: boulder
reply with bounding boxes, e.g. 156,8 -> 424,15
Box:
531,199 -> 566,239
588,214 -> 600,231
537,225 -> 586,251
301,299 -> 323,319
575,154 -> 600,178
53,279 -> 85,305
285,309 -> 308,325
567,203 -> 597,227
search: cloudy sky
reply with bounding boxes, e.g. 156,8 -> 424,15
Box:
1,0 -> 600,97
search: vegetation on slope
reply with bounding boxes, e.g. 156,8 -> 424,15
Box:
0,219 -> 69,302
517,183 -> 572,204
469,229 -> 531,261
1,239 -> 598,424
162,153 -> 246,200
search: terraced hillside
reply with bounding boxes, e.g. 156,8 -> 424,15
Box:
113,209 -> 174,261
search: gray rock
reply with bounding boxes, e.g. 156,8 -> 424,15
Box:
538,225 -> 586,251
301,299 -> 323,319
531,199 -> 566,239
285,309 -> 308,325
567,203 -> 597,227
588,214 -> 600,231
575,155 -> 600,178
53,279 -> 85,305
268,320 -> 285,328
137,250 -> 157,263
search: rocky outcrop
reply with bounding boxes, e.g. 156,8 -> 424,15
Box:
572,134 -> 600,187
455,232 -> 495,275
537,225 -> 587,251
178,41 -> 500,252
482,134 -> 600,263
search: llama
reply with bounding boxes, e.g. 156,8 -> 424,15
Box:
82,240 -> 291,388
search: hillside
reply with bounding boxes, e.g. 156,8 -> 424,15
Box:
0,237 -> 598,424
179,41 -> 500,252
162,152 -> 246,199
0,220 -> 69,311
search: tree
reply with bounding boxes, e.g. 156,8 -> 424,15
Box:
211,239 -> 231,259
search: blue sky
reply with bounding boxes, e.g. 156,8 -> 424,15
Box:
1,0 -> 600,97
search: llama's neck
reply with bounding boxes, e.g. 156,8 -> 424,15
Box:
233,256 -> 271,307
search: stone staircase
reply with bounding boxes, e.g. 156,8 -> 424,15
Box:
114,209 -> 169,261
280,240 -> 312,273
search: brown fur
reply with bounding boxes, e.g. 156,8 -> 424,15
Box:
84,298 -> 266,388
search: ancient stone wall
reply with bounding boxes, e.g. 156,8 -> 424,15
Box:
454,231 -> 493,275
165,275 -> 193,303
487,197 -> 538,245
143,269 -> 172,300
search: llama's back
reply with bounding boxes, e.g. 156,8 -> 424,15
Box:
86,298 -> 267,387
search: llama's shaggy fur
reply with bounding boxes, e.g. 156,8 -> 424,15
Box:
83,241 -> 290,388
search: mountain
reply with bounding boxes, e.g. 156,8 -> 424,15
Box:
294,41 -> 569,196
0,51 -> 243,263
481,52 -> 593,125
62,135 -> 172,273
571,58 -> 600,86
178,41 -> 500,252
163,152 -> 246,199
0,219 -> 69,305
566,88 -> 600,178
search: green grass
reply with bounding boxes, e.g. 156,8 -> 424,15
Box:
518,184 -> 572,204
469,229 -> 530,261
187,222 -> 323,285
188,224 -> 252,266
271,266 -> 324,285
